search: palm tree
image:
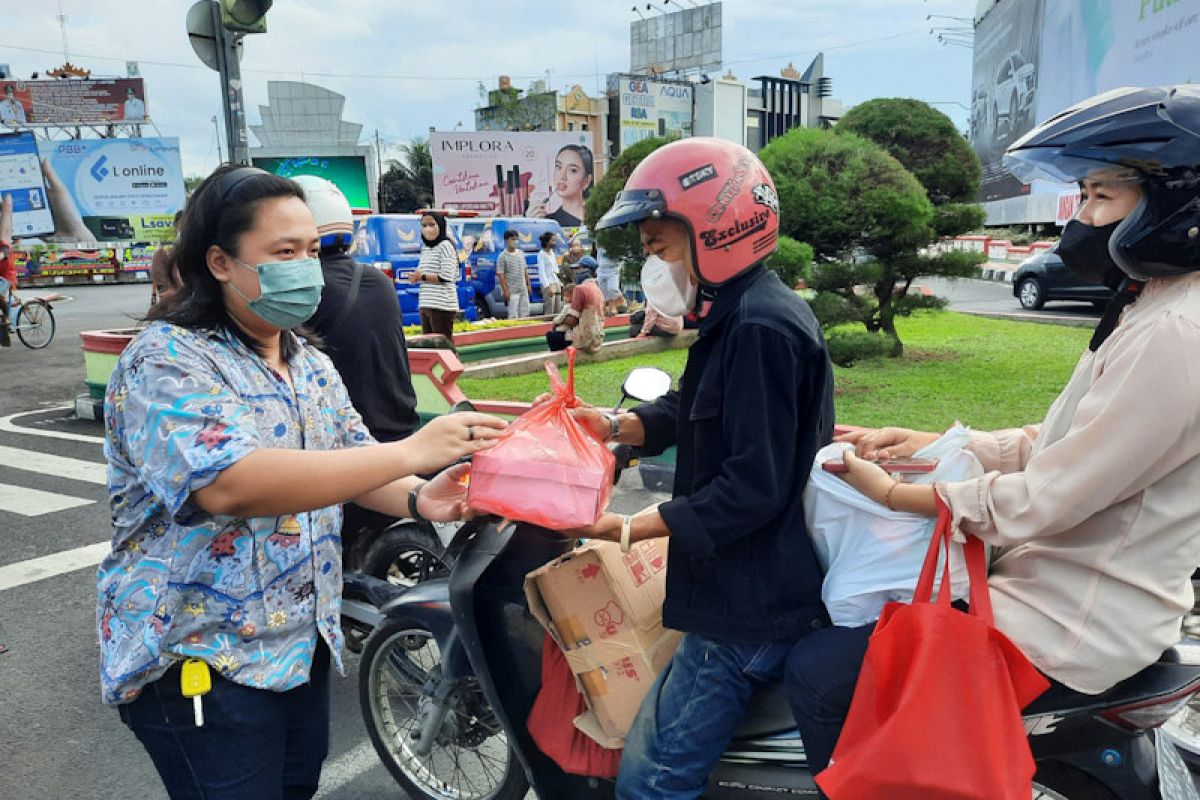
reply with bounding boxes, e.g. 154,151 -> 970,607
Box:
379,137 -> 434,212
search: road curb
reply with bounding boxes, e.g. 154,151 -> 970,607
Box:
977,264 -> 1016,283
462,330 -> 698,380
958,309 -> 1098,329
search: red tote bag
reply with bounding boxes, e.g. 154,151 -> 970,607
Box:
817,500 -> 1050,800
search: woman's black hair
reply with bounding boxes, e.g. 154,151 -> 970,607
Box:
144,164 -> 313,359
421,211 -> 451,247
558,144 -> 595,199
540,230 -> 556,249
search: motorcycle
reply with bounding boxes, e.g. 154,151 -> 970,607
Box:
339,402 -> 485,652
341,369 -> 1200,799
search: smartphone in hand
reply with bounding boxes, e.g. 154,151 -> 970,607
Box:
0,132 -> 54,238
822,457 -> 939,475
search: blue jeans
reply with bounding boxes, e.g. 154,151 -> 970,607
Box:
784,622 -> 875,781
616,633 -> 793,799
117,645 -> 331,800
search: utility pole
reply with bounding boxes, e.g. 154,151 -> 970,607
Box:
212,115 -> 224,163
374,129 -> 383,212
188,1 -> 271,166
211,2 -> 250,165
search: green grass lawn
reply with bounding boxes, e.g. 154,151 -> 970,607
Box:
457,311 -> 1093,430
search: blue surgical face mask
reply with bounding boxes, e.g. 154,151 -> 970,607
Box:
228,255 -> 324,329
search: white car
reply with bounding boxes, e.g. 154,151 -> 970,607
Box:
992,51 -> 1036,139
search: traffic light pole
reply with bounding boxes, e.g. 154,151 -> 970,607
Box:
211,1 -> 250,165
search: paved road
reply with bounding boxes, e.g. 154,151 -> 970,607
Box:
927,275 -> 1102,324
2,283 -> 153,418
0,284 -> 666,799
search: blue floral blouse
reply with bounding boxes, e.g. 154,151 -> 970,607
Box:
98,321 -> 374,704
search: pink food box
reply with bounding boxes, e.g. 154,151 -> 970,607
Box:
468,451 -> 612,530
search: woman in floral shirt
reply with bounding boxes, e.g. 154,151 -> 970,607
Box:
100,165 -> 504,799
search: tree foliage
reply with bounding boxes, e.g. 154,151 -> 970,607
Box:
379,137 -> 434,213
763,127 -> 934,263
761,125 -> 982,357
584,135 -> 675,280
933,202 -> 986,238
838,98 -> 982,206
766,236 -> 814,289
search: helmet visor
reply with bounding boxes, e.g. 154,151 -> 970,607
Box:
1002,149 -> 1140,187
595,189 -> 667,231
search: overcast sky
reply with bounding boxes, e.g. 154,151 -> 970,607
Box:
1,0 -> 975,176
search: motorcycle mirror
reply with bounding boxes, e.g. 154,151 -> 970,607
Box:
622,367 -> 672,403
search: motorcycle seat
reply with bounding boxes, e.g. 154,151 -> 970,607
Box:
732,681 -> 798,739
1025,638 -> 1200,715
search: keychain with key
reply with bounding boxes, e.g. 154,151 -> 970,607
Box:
180,658 -> 212,727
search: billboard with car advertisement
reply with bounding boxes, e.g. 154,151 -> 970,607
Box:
970,0 -> 1044,202
35,137 -> 184,244
0,78 -> 147,125
973,0 -> 1200,219
430,131 -> 600,228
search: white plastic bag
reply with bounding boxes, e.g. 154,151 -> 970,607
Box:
803,425 -> 984,627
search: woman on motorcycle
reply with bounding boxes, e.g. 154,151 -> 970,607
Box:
787,85 -> 1200,777
99,165 -> 504,799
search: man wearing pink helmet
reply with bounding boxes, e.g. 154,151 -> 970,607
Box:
571,137 -> 835,797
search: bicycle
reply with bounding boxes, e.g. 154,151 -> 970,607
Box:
3,289 -> 60,349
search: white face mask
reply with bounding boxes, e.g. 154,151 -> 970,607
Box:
641,255 -> 697,317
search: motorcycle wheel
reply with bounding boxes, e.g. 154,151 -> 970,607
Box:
1031,762 -> 1119,800
359,617 -> 529,800
362,522 -> 454,588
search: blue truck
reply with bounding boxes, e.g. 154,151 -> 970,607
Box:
352,214 -> 479,326
448,217 -> 568,318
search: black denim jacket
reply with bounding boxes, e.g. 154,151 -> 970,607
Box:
632,266 -> 835,643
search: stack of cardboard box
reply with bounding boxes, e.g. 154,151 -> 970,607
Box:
525,538 -> 681,748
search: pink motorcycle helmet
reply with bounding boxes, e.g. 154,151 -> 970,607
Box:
596,137 -> 781,286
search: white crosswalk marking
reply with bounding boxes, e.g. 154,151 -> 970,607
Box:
0,413 -> 109,589
0,483 -> 94,516
0,542 -> 110,591
0,444 -> 107,485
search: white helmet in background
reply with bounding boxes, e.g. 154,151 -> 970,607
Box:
292,175 -> 354,252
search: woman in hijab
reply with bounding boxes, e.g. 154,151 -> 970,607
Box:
409,211 -> 460,340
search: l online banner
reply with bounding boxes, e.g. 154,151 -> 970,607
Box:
37,137 -> 185,243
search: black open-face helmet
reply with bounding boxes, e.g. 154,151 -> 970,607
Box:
1003,85 -> 1200,281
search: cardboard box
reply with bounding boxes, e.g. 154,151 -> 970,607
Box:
468,450 -> 612,530
525,538 -> 682,748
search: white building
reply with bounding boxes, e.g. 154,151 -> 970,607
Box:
249,81 -> 377,211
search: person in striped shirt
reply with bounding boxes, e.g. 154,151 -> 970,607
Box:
410,211 -> 460,341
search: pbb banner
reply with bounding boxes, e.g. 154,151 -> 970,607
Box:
37,137 -> 185,243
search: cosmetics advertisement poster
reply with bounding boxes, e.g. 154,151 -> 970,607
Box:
430,131 -> 599,222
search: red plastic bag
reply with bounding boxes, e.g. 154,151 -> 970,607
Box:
527,632 -> 623,778
816,500 -> 1049,800
468,348 -> 615,530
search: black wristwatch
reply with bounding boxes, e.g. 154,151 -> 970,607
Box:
408,481 -> 428,522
